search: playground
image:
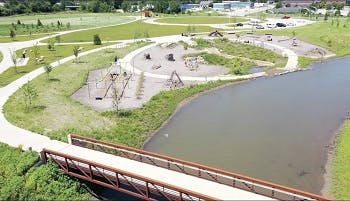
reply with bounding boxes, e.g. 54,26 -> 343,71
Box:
72,45 -> 201,111
72,63 -> 197,111
132,43 -> 229,77
237,34 -> 334,59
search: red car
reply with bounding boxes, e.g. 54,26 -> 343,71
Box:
282,16 -> 290,19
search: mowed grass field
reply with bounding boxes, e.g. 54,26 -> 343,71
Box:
0,13 -> 135,34
55,21 -> 218,43
259,19 -> 350,56
155,16 -> 247,24
0,43 -> 111,87
0,13 -> 135,43
0,33 -> 52,43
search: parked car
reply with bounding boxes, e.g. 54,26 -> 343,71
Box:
255,25 -> 265,29
276,23 -> 286,27
266,23 -> 276,28
286,22 -> 296,26
236,23 -> 243,26
282,15 -> 290,19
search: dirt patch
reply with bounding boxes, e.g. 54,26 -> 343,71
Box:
233,34 -> 334,58
72,66 -> 200,111
132,44 -> 229,77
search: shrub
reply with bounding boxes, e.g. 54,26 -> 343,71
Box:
44,64 -> 52,80
9,29 -> 16,40
93,34 -> 102,45
37,19 -> 43,27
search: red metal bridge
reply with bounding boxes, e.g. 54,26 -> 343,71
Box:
41,134 -> 330,201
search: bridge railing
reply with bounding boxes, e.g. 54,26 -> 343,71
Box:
69,134 -> 329,201
42,148 -> 215,201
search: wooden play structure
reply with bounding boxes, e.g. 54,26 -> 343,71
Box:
208,30 -> 223,37
165,71 -> 184,89
87,62 -> 132,101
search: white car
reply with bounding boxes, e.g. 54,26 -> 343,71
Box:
266,23 -> 276,28
286,22 -> 296,26
255,25 -> 265,29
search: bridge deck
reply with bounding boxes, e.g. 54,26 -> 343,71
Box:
45,140 -> 273,200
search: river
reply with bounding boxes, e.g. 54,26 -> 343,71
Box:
144,57 -> 350,194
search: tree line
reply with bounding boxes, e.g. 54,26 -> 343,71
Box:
0,0 -> 222,16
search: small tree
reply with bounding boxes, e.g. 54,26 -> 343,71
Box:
236,33 -> 241,42
17,19 -> 21,25
93,34 -> 102,45
23,81 -> 38,111
327,39 -> 332,47
10,30 -> 16,41
292,31 -> 296,38
33,43 -> 40,62
47,39 -> 55,51
37,19 -> 43,27
186,25 -> 191,34
44,64 -> 52,80
10,50 -> 18,74
112,84 -> 121,112
143,30 -> 150,39
324,13 -> 329,21
73,46 -> 80,63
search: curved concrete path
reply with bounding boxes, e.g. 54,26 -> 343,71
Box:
0,42 -> 129,152
0,30 -> 298,152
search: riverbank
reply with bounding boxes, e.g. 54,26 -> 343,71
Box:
142,78 -> 250,148
326,119 -> 350,199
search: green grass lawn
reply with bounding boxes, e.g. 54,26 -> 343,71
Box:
257,19 -> 350,57
0,43 -> 111,87
0,51 -> 3,63
55,21 -> 218,43
298,56 -> 314,68
193,38 -> 287,68
186,52 -> 254,75
4,42 -> 234,148
0,13 -> 135,36
333,120 -> 350,199
155,10 -> 224,17
155,16 -> 247,24
0,33 -> 52,43
0,143 -> 90,200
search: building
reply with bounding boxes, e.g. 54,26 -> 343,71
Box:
223,1 -> 254,9
180,1 -> 213,11
281,0 -> 348,6
275,7 -> 302,13
180,3 -> 200,11
199,1 -> 213,9
213,3 -> 231,10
